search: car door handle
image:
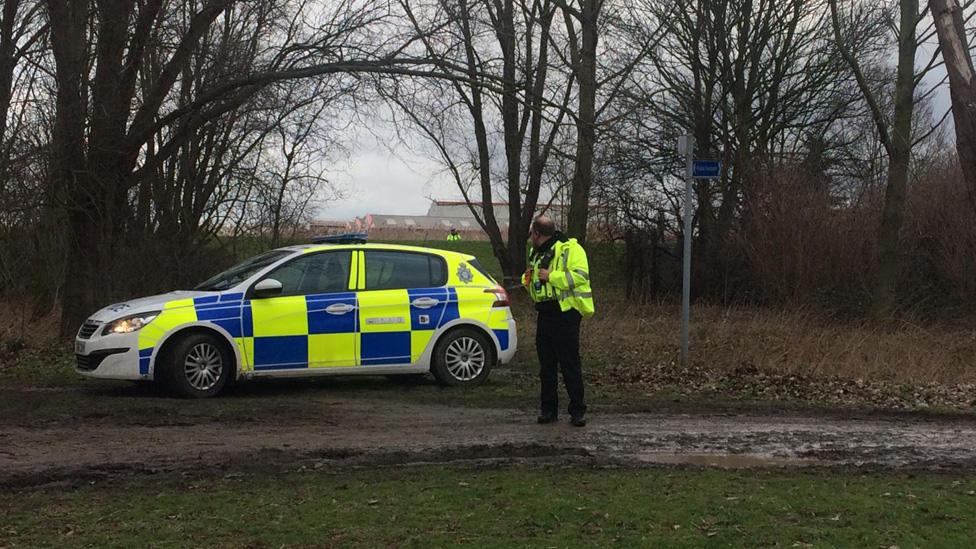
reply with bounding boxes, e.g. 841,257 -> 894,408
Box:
325,303 -> 355,315
411,297 -> 440,309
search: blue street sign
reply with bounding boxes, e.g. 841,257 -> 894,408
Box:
692,160 -> 721,178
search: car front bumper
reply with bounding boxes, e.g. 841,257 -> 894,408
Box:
74,329 -> 148,380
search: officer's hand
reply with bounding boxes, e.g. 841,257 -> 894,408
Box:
523,268 -> 532,285
537,268 -> 550,282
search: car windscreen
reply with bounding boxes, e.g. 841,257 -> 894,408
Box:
194,250 -> 293,291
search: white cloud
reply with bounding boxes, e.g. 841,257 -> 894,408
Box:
316,122 -> 460,220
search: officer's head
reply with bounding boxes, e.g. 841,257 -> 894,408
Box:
451,228 -> 457,234
530,216 -> 555,249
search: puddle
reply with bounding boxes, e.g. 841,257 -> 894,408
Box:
627,452 -> 819,468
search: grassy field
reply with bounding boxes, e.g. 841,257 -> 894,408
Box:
3,466 -> 976,547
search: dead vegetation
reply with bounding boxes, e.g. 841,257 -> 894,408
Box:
4,289 -> 976,411
562,296 -> 976,410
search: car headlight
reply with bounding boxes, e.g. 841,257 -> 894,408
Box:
102,312 -> 160,335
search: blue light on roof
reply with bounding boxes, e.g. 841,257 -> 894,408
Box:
310,232 -> 368,245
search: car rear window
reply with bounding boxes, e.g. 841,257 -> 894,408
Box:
467,259 -> 497,283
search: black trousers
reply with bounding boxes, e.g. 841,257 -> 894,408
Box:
536,308 -> 586,418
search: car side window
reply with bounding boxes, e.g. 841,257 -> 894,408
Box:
260,252 -> 351,297
364,251 -> 447,290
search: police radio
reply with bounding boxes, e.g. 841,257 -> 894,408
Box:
533,247 -> 557,291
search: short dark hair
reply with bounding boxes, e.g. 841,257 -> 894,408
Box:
531,216 -> 556,237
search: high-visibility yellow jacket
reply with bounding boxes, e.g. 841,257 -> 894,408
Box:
523,237 -> 594,319
446,233 -> 461,241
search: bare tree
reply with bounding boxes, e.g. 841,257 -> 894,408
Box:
929,0 -> 976,209
380,0 -> 575,284
42,0 -> 466,333
560,0 -> 602,242
613,0 -> 858,298
0,0 -> 46,201
829,0 -> 929,316
256,83 -> 345,248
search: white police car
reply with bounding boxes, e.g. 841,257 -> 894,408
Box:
74,238 -> 517,397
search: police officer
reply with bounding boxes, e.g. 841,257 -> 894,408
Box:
523,216 -> 595,426
447,227 -> 461,241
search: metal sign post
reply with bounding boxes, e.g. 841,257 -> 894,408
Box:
677,136 -> 694,368
676,137 -> 720,368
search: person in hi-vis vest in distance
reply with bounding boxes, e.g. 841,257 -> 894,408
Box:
446,228 -> 461,241
522,216 -> 594,427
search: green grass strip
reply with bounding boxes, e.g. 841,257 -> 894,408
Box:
3,466 -> 976,547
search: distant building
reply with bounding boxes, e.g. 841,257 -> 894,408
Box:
425,200 -> 569,225
308,199 -> 590,242
308,218 -> 353,235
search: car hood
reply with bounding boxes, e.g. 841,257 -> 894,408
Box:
88,291 -> 217,323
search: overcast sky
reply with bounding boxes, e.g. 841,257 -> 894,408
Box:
324,140 -> 454,220
318,38 -> 954,223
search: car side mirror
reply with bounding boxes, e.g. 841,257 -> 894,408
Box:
253,278 -> 283,298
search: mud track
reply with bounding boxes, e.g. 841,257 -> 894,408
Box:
3,383 -> 976,488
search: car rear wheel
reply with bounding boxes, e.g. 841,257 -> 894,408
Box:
431,328 -> 494,387
161,332 -> 232,398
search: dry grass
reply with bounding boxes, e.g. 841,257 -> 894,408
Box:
0,299 -> 58,344
5,290 -> 976,409
576,295 -> 976,386
7,292 -> 976,387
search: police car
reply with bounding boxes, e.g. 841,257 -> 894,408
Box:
74,235 -> 517,397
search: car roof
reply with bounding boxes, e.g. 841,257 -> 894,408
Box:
278,243 -> 475,260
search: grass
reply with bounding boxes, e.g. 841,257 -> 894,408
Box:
3,466 -> 976,547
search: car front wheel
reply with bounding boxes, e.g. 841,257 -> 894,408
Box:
430,328 -> 494,387
161,332 -> 233,398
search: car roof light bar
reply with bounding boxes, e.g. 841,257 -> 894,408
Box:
310,232 -> 369,245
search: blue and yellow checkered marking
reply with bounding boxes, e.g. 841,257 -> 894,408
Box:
408,288 -> 451,330
361,332 -> 411,365
253,335 -> 307,368
236,291 -> 364,371
306,292 -> 358,367
407,287 -> 462,362
138,347 -> 154,375
307,292 -> 357,334
242,302 -> 253,337
194,303 -> 244,338
493,329 -> 509,351
193,295 -> 220,305
147,281 -> 501,373
357,289 -> 410,365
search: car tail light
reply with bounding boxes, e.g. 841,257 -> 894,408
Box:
485,285 -> 510,308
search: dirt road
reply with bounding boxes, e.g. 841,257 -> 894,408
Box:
3,382 -> 976,488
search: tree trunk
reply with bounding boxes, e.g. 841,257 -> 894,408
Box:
929,0 -> 976,210
0,0 -> 20,149
874,0 -> 918,317
566,0 -> 599,243
47,0 -> 97,335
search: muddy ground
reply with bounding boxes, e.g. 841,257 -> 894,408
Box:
4,374 -> 976,489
